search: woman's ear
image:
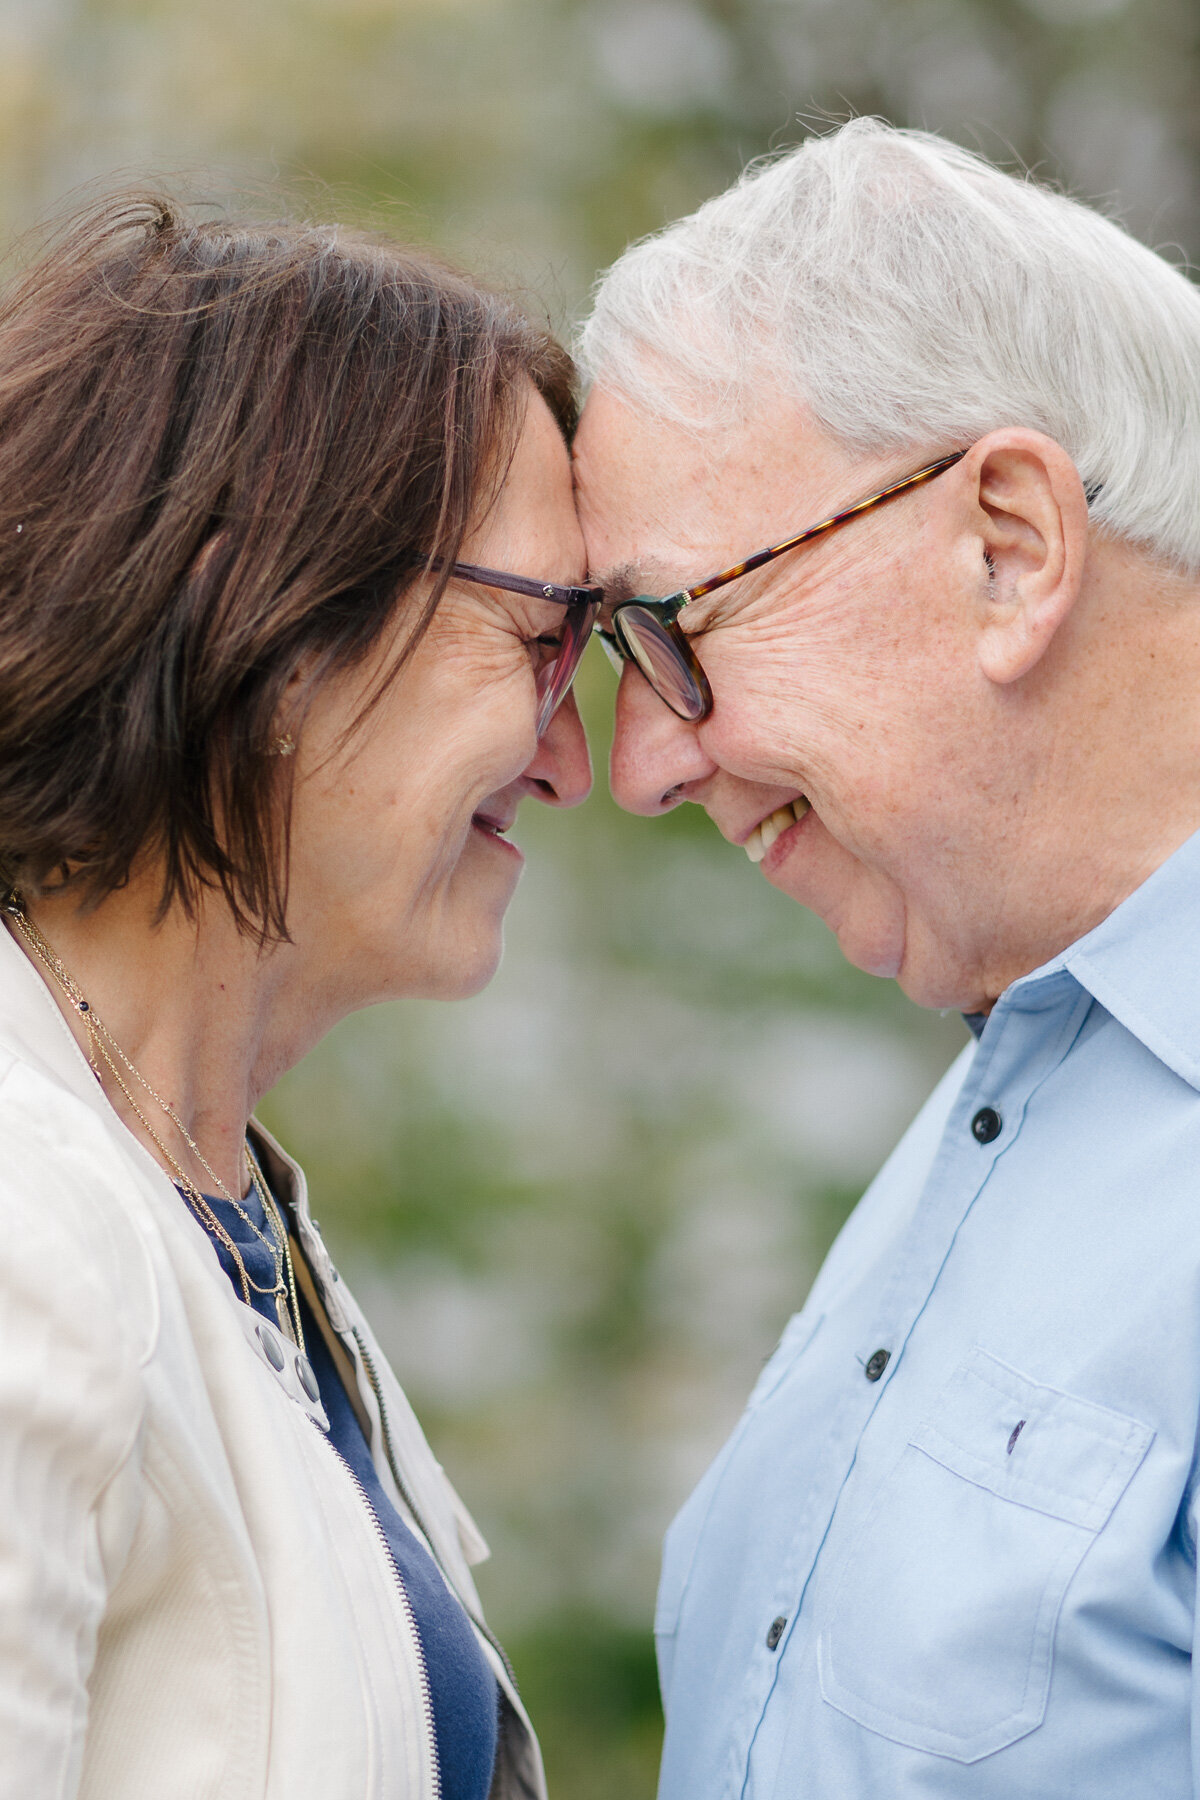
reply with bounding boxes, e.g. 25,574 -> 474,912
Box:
968,429 -> 1090,686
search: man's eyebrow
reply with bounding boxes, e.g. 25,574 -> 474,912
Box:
595,564 -> 648,606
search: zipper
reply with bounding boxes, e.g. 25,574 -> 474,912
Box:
351,1325 -> 522,1692
307,1414 -> 442,1800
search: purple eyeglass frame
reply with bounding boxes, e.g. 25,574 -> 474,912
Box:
444,560 -> 605,737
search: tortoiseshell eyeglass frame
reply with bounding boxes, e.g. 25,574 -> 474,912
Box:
597,450 -> 967,722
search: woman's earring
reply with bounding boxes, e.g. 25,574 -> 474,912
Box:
272,731 -> 296,758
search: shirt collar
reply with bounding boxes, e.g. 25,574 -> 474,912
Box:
1004,824 -> 1200,1093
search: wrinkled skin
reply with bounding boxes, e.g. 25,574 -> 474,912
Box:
574,386 -> 1200,1014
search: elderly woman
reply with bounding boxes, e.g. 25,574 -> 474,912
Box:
0,195 -> 599,1799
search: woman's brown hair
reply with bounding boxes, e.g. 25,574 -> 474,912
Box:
0,193 -> 575,937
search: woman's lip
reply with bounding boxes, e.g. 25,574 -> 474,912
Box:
471,815 -> 523,860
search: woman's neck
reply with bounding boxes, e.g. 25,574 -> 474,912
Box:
8,878 -> 307,1197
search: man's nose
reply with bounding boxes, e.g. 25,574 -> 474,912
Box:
609,663 -> 714,815
525,690 -> 593,807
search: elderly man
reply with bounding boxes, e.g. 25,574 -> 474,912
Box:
573,120 -> 1200,1796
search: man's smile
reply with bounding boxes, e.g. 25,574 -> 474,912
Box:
741,796 -> 812,863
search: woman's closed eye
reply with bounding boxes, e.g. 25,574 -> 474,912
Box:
529,630 -> 564,666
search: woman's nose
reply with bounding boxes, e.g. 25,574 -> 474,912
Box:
525,690 -> 593,807
609,663 -> 713,816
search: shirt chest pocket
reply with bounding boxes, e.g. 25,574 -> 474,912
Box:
817,1348 -> 1153,1763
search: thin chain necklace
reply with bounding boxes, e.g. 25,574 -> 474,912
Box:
4,895 -> 305,1353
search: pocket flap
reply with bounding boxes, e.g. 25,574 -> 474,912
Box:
911,1348 -> 1153,1531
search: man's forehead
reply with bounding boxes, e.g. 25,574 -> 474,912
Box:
574,427 -> 730,592
574,383 -> 829,578
574,386 -> 722,511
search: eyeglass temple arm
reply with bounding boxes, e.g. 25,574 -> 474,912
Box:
681,452 -> 967,606
447,560 -> 603,608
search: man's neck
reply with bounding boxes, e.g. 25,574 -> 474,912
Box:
966,539 -> 1200,1010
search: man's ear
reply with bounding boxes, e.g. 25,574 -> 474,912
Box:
967,429 -> 1089,686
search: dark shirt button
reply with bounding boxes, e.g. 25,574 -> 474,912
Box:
257,1321 -> 286,1371
971,1106 -> 1002,1144
865,1348 -> 890,1382
766,1616 -> 787,1651
296,1354 -> 321,1403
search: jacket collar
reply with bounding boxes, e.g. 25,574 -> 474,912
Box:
0,913 -> 323,1228
1009,824 -> 1200,1093
0,912 -> 112,1106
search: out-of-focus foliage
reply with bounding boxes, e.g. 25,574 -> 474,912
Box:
4,0 -> 1198,325
3,3 -> 1195,1792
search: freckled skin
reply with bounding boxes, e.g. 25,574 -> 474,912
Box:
574,388 -> 1200,1012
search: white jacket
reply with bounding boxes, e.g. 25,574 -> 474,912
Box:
0,925 -> 546,1800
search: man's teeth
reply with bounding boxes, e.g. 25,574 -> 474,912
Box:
744,798 -> 811,863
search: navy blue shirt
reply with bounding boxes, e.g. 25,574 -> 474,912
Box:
192,1178 -> 498,1800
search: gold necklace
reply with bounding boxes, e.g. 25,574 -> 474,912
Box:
4,895 -> 305,1352
246,1142 -> 306,1357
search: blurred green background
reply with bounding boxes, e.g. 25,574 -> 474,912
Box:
4,2 -> 1197,1792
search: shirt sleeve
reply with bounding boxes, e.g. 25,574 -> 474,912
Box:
0,1061 -> 151,1800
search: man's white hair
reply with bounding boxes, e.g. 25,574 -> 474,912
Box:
577,119 -> 1200,574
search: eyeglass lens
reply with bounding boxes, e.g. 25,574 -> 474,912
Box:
614,605 -> 708,722
534,599 -> 601,736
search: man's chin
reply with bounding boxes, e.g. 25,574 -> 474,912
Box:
842,936 -> 904,981
763,836 -> 906,983
764,857 -> 977,1010
891,950 -> 990,1014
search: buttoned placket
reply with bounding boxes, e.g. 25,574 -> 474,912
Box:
726,969 -> 1096,1800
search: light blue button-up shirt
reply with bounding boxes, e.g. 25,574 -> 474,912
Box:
658,827 -> 1200,1798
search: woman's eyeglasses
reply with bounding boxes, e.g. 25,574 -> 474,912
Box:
595,451 -> 967,722
438,561 -> 604,737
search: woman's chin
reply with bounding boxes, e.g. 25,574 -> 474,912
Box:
430,832 -> 524,996
400,913 -> 509,1002
442,930 -> 506,1000
348,851 -> 521,1004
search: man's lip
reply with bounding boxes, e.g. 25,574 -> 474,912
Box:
731,796 -> 809,846
761,805 -> 812,870
738,796 -> 813,863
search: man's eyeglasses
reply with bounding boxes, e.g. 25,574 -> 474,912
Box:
596,450 -> 967,722
440,561 -> 604,737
